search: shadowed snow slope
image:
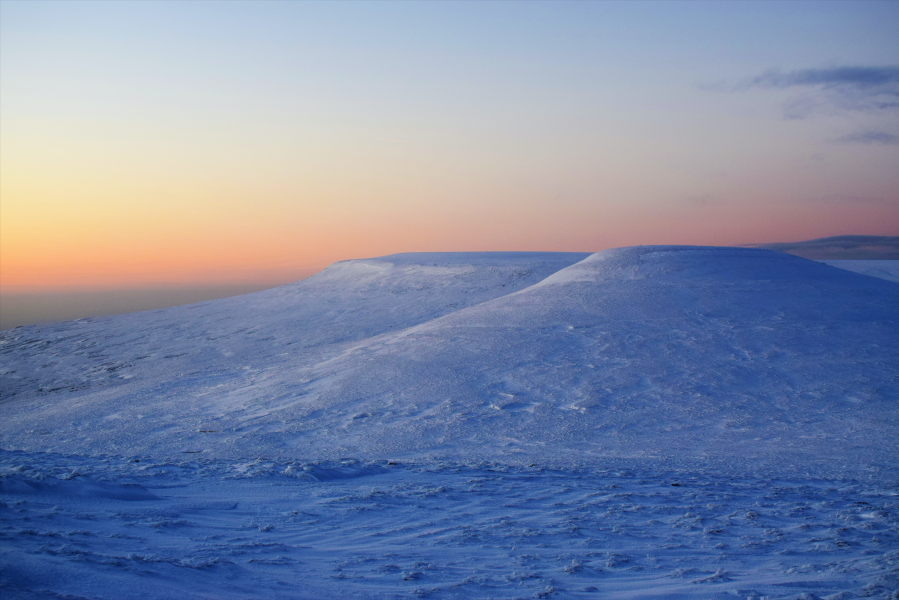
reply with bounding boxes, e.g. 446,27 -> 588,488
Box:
2,247 -> 897,478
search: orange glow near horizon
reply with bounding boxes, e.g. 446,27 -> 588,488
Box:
3,132 -> 899,292
4,175 -> 897,292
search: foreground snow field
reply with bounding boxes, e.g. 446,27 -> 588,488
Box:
3,451 -> 898,600
2,247 -> 898,599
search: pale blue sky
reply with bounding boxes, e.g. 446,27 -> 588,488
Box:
2,1 -> 898,295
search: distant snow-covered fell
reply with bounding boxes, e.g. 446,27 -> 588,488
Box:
2,246 -> 896,474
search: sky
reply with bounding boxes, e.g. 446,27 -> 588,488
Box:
1,0 -> 898,295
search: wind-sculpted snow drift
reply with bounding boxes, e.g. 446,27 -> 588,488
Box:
2,246 -> 898,474
2,247 -> 898,600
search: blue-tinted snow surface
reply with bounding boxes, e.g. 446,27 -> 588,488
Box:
1,247 -> 897,599
818,260 -> 899,284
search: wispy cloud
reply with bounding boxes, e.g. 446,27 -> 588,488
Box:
748,66 -> 899,91
739,66 -> 899,119
834,131 -> 899,146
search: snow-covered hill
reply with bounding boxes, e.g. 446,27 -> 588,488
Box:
0,252 -> 589,453
2,247 -> 897,476
819,259 -> 899,283
2,247 -> 898,599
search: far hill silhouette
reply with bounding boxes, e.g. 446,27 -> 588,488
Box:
749,234 -> 899,259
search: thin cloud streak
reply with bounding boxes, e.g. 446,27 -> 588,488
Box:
738,66 -> 899,118
748,66 -> 899,90
834,131 -> 899,146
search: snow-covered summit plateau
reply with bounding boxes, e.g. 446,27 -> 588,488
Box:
2,246 -> 897,477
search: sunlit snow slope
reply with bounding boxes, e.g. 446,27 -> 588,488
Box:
819,259 -> 899,283
2,247 -> 897,478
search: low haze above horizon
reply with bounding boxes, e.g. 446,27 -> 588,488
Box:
2,0 -> 898,298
